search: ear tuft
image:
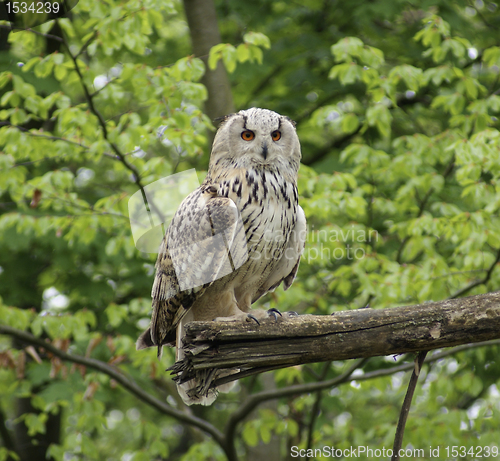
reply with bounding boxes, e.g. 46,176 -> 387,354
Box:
283,116 -> 297,128
214,113 -> 236,127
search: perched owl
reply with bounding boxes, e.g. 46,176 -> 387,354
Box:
136,108 -> 306,405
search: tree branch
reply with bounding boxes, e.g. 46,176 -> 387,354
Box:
302,126 -> 361,166
0,325 -> 226,449
170,291 -> 500,397
0,123 -> 90,151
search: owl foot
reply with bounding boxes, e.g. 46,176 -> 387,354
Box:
215,308 -> 277,324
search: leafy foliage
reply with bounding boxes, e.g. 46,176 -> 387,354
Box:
1,0 -> 500,460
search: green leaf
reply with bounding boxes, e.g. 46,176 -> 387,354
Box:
483,46 -> 500,67
23,413 -> 47,436
389,65 -> 423,90
34,58 -> 54,78
106,303 -> 128,327
0,448 -> 20,461
329,63 -> 363,85
0,72 -> 12,90
208,43 -> 226,71
242,423 -> 259,447
54,66 -> 68,81
248,45 -> 263,65
366,104 -> 392,137
341,113 -> 359,133
243,31 -> 271,49
331,36 -> 364,63
236,43 -> 251,63
221,44 -> 237,73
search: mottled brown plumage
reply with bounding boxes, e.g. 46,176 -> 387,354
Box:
136,108 -> 306,404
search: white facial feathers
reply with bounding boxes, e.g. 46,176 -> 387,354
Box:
210,108 -> 301,169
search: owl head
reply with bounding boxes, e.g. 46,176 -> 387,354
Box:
209,108 -> 301,172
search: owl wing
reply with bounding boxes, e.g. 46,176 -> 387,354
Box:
136,187 -> 248,355
252,205 -> 306,303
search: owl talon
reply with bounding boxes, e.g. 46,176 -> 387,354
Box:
286,311 -> 299,317
267,308 -> 282,321
247,314 -> 261,325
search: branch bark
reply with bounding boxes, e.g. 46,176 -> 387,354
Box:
169,291 -> 500,394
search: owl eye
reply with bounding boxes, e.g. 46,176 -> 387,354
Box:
271,130 -> 281,141
241,130 -> 255,141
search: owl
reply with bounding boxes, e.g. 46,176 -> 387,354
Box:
136,108 -> 306,405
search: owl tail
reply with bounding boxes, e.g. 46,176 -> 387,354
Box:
177,372 -> 238,406
175,314 -> 239,405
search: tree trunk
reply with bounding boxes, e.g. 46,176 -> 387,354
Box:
183,0 -> 235,123
14,397 -> 61,461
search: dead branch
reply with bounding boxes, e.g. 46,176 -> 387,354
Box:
169,291 -> 500,394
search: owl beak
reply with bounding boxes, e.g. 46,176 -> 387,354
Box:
261,143 -> 268,160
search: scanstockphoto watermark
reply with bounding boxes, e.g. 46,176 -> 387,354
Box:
290,445 -> 499,458
291,446 -> 428,458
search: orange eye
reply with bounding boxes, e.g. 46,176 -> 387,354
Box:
271,130 -> 281,141
241,130 -> 255,141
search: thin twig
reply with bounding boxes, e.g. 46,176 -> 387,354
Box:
89,76 -> 120,98
1,124 -> 90,150
222,340 -> 499,457
391,351 -> 427,461
302,125 -> 362,166
74,31 -> 98,59
0,24 -> 63,42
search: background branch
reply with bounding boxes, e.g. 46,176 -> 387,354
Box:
0,325 -> 225,449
